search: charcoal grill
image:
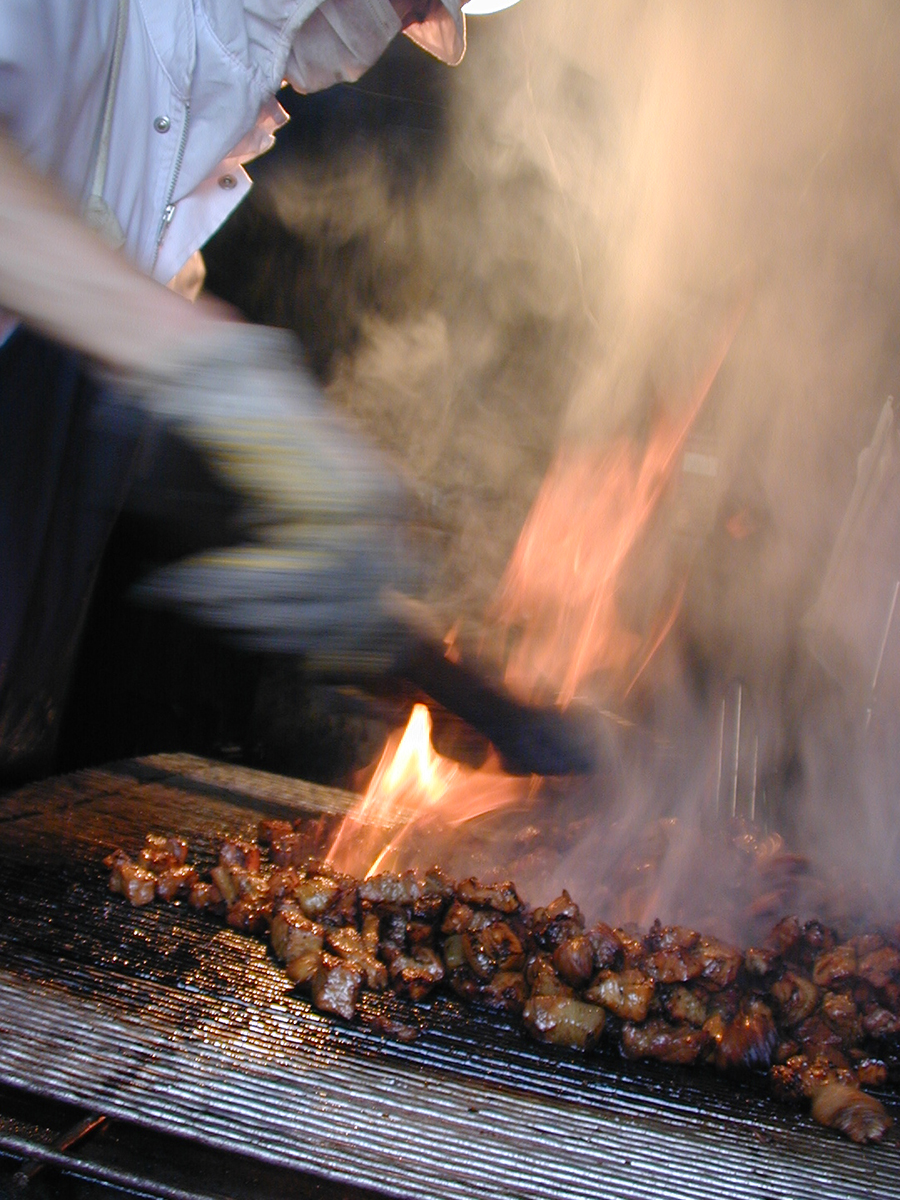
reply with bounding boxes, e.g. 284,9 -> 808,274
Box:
0,753 -> 898,1200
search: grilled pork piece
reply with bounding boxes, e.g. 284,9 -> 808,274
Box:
326,926 -> 388,990
270,903 -> 325,963
106,834 -> 899,1144
105,838 -> 191,906
155,864 -> 198,902
388,947 -> 445,1001
553,935 -> 595,988
585,968 -> 654,1022
311,955 -> 363,1020
621,1019 -> 708,1065
523,995 -> 606,1048
705,1002 -> 777,1072
810,1082 -> 892,1143
105,852 -> 156,907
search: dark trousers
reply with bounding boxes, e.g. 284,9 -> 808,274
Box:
0,329 -> 247,788
0,329 -> 145,786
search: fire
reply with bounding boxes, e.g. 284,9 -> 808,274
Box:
327,311 -> 744,880
492,432 -> 690,707
493,307 -> 742,708
326,703 -> 527,877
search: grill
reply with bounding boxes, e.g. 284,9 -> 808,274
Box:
0,753 -> 898,1199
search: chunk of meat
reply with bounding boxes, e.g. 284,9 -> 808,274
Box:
585,969 -> 655,1022
108,856 -> 156,907
705,1003 -> 777,1072
526,954 -> 574,998
643,923 -> 702,983
388,947 -> 445,1001
138,834 -> 189,873
363,1013 -> 419,1042
360,911 -> 381,956
793,1014 -> 844,1060
266,868 -> 305,902
857,945 -> 900,990
441,901 -> 475,934
621,1020 -> 708,1065
325,926 -> 387,990
800,921 -> 837,962
522,996 -> 605,1049
480,970 -> 528,1015
820,991 -> 860,1041
155,865 -> 198,902
862,1004 -> 900,1039
456,878 -> 521,914
696,936 -> 742,990
268,831 -> 309,867
209,864 -> 240,907
462,923 -> 525,981
769,1055 -> 857,1104
661,985 -> 708,1028
530,892 -> 585,949
310,955 -> 363,1020
188,880 -> 223,911
269,904 -> 325,964
812,944 -> 857,988
553,936 -> 596,988
588,923 -> 623,972
767,916 -> 803,958
358,871 -> 420,907
257,819 -> 293,845
769,971 -> 819,1026
292,876 -> 341,920
285,951 -> 323,986
744,946 -> 780,977
645,922 -> 700,953
219,840 -> 261,873
855,1058 -> 889,1088
225,898 -> 270,934
645,946 -> 703,985
810,1083 -> 892,1144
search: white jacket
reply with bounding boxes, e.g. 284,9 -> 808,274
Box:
0,0 -> 379,284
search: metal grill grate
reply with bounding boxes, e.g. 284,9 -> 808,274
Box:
0,755 -> 898,1200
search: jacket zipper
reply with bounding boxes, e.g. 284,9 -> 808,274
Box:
153,100 -> 191,268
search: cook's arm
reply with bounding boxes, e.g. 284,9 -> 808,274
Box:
0,129 -> 422,672
0,128 -> 225,372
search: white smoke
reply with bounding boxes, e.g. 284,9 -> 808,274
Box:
266,1 -> 900,931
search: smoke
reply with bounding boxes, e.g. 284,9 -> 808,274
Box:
246,2 -> 900,932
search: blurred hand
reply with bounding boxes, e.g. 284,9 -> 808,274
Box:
119,324 -> 423,673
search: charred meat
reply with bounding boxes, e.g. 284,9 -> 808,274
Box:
106,829 -> 898,1144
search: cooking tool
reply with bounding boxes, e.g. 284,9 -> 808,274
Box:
0,754 -> 897,1200
399,637 -> 608,775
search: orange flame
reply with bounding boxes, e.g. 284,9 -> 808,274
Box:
327,309 -> 745,877
492,436 -> 682,706
327,703 -> 528,877
493,308 -> 741,707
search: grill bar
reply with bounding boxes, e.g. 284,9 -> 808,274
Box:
2,1130 -> 207,1200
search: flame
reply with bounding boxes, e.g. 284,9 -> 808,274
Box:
327,703 -> 527,877
327,309 -> 745,879
493,308 -> 742,707
492,433 -> 688,707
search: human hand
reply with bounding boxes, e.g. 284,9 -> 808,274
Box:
120,324 -> 424,672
